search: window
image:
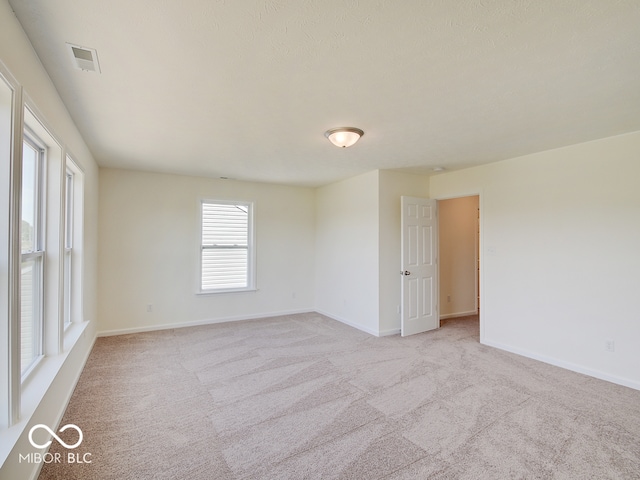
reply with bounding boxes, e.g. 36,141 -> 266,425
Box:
0,69 -> 17,431
63,168 -> 73,326
0,62 -> 89,462
20,133 -> 45,375
62,155 -> 84,330
200,200 -> 255,292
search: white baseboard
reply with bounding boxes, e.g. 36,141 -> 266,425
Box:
484,339 -> 640,392
99,308 -> 395,339
315,310 -> 381,337
440,310 -> 478,320
97,308 -> 315,337
378,328 -> 401,337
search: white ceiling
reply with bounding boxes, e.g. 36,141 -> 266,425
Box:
8,0 -> 640,187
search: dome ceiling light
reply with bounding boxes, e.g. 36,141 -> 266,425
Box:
324,127 -> 364,148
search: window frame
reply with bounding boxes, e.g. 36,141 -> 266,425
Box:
62,168 -> 73,327
20,131 -> 46,379
0,60 -> 22,432
61,154 -> 84,337
198,199 -> 256,294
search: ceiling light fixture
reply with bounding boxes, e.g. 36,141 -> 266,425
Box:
324,127 -> 364,148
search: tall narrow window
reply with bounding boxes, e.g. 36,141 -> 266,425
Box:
1,67 -> 17,429
63,168 -> 73,327
200,201 -> 254,292
20,135 -> 45,375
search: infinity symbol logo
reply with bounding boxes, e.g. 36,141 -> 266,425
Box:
28,424 -> 83,449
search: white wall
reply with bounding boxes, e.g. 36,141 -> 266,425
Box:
98,167 -> 431,339
98,168 -> 316,334
378,170 -> 429,334
438,196 -> 478,318
315,171 -> 380,334
0,0 -> 99,477
430,131 -> 640,389
315,169 -> 430,336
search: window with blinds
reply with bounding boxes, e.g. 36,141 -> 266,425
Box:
200,200 -> 254,292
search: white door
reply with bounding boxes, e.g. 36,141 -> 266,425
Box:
401,196 -> 438,336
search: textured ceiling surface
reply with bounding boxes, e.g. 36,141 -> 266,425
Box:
8,0 -> 640,186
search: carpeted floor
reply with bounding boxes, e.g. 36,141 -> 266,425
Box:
39,313 -> 640,479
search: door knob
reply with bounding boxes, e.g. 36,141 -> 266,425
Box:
403,271 -> 411,276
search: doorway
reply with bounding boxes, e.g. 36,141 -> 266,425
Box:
437,195 -> 480,326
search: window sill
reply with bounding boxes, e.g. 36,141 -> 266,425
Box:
0,321 -> 90,467
196,287 -> 258,296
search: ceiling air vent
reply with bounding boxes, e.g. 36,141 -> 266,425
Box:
66,43 -> 101,73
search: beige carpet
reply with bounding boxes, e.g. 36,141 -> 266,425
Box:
39,313 -> 640,479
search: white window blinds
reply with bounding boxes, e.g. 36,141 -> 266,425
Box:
201,201 -> 253,291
